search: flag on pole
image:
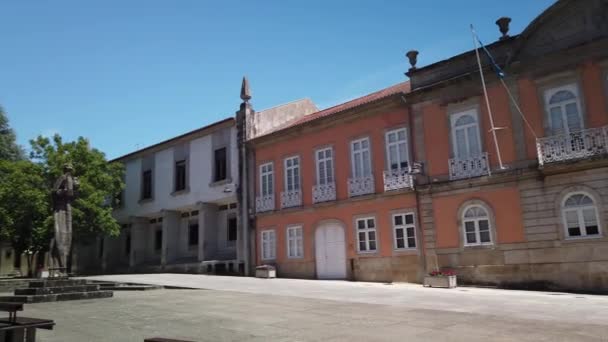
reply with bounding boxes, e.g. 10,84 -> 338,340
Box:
472,31 -> 506,79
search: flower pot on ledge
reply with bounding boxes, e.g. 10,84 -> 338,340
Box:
423,270 -> 457,288
255,265 -> 276,279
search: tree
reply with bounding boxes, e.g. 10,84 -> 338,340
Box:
29,134 -> 125,246
0,106 -> 25,161
0,160 -> 51,274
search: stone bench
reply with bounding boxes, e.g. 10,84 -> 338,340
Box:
0,302 -> 54,341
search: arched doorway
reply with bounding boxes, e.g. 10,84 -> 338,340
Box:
315,222 -> 347,279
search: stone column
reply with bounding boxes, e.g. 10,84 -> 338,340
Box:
162,210 -> 180,265
197,202 -> 218,262
129,217 -> 148,268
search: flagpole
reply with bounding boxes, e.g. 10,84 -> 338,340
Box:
470,24 -> 505,170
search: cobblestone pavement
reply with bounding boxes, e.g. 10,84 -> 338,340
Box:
19,274 -> 608,341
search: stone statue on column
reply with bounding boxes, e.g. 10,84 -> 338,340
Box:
49,163 -> 78,276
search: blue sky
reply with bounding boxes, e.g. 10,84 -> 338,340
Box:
1,0 -> 555,159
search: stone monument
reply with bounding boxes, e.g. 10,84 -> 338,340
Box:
49,163 -> 78,277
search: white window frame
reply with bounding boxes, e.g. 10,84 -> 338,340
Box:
260,229 -> 276,260
543,83 -> 584,135
450,109 -> 482,159
286,225 -> 304,258
350,137 -> 372,178
462,205 -> 493,247
259,162 -> 274,197
315,147 -> 334,186
385,128 -> 410,171
561,192 -> 602,240
284,156 -> 300,192
356,217 -> 378,253
392,212 -> 417,250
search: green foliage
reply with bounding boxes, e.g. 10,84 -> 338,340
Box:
0,160 -> 51,255
29,134 -> 125,243
0,106 -> 25,161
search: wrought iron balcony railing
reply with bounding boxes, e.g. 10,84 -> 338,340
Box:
255,194 -> 275,213
348,175 -> 375,197
312,183 -> 336,204
383,169 -> 414,191
448,152 -> 490,180
536,126 -> 608,166
280,189 -> 302,208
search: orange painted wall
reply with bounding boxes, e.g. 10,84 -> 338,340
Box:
515,78 -> 545,160
581,62 -> 608,127
478,84 -> 517,166
255,107 -> 410,206
255,194 -> 418,265
421,103 -> 450,177
432,186 -> 525,249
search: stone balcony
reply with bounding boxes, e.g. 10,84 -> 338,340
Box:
255,194 -> 275,213
383,169 -> 414,191
448,152 -> 490,180
348,175 -> 375,197
536,126 -> 608,167
312,183 -> 336,204
281,189 -> 302,209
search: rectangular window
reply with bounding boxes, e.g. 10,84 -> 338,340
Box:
393,213 -> 416,250
261,230 -> 276,260
154,229 -> 163,251
287,225 -> 303,258
142,170 -> 153,200
284,156 -> 300,191
385,128 -> 409,171
214,147 -> 227,182
188,223 -> 198,246
259,162 -> 274,196
351,137 -> 372,177
356,217 -> 377,252
174,160 -> 187,191
315,147 -> 334,185
227,217 -> 237,241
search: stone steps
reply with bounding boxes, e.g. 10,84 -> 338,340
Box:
0,290 -> 113,303
15,284 -> 100,295
28,279 -> 88,288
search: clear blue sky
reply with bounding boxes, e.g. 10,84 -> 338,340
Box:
1,0 -> 555,159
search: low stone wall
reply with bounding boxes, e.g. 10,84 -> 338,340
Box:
276,261 -> 315,279
353,255 -> 421,283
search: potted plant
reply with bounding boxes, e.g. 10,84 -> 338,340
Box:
423,269 -> 457,288
255,265 -> 276,279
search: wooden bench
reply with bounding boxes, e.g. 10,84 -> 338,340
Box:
0,302 -> 54,341
144,338 -> 196,342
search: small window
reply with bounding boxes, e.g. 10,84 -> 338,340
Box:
562,192 -> 601,239
393,213 -> 417,250
154,229 -> 163,251
188,223 -> 199,246
175,160 -> 187,191
351,137 -> 372,178
214,147 -> 227,182
259,163 -> 274,196
227,217 -> 237,241
385,128 -> 409,171
356,217 -> 377,252
450,110 -> 481,159
284,156 -> 301,192
142,170 -> 153,200
261,230 -> 276,260
462,205 -> 492,246
287,225 -> 304,258
125,233 -> 131,255
315,147 -> 334,185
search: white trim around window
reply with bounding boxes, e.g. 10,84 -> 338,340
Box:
561,191 -> 602,240
259,162 -> 274,196
286,225 -> 304,258
392,212 -> 417,250
315,147 -> 334,185
450,109 -> 482,159
350,137 -> 372,178
260,229 -> 276,260
543,83 -> 584,135
462,205 -> 493,247
284,156 -> 300,192
385,128 -> 410,171
356,217 -> 377,253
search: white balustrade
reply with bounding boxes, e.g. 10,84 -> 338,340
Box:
312,183 -> 336,203
536,126 -> 608,166
383,169 -> 414,191
255,194 -> 275,213
281,189 -> 302,208
348,175 -> 375,197
448,153 -> 490,180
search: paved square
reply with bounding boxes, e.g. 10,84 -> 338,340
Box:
17,274 -> 608,341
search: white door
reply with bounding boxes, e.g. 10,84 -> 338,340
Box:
315,224 -> 347,279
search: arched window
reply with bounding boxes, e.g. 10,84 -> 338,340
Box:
562,192 -> 601,238
451,110 -> 481,160
462,205 -> 492,246
544,84 -> 583,135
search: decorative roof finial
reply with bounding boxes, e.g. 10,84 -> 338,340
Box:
240,76 -> 252,102
406,50 -> 419,71
496,17 -> 511,40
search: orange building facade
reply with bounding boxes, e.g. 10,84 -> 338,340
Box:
248,0 -> 608,291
